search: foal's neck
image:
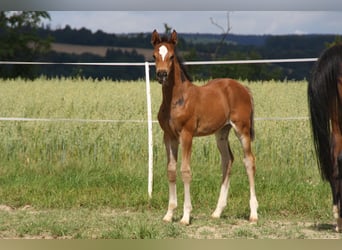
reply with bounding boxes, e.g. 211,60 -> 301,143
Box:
171,58 -> 191,86
164,61 -> 187,94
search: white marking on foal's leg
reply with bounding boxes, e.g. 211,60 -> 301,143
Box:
333,205 -> 339,219
159,45 -> 168,61
180,182 -> 192,225
163,182 -> 177,222
243,156 -> 258,223
212,180 -> 230,218
212,129 -> 232,219
249,196 -> 258,223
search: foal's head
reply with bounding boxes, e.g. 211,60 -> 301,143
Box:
151,29 -> 178,84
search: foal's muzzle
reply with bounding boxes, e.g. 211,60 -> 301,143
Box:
156,70 -> 168,84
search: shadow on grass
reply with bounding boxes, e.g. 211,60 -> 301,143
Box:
309,223 -> 336,232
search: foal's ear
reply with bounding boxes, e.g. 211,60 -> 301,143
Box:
151,29 -> 161,46
170,30 -> 178,45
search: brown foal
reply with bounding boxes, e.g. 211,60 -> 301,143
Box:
151,29 -> 258,225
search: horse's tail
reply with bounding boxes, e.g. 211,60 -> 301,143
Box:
308,44 -> 342,181
308,75 -> 333,181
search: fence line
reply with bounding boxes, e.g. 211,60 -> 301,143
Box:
184,58 -> 318,65
0,61 -> 147,66
0,58 -> 317,198
0,57 -> 318,67
0,117 -> 158,123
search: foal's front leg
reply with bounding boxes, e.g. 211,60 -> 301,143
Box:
180,131 -> 193,225
163,135 -> 179,222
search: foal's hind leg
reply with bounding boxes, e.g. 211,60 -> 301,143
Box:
234,121 -> 258,222
163,134 -> 179,223
212,125 -> 234,218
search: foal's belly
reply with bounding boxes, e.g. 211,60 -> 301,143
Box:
193,118 -> 228,136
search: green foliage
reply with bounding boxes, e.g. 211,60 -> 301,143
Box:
325,35 -> 342,48
38,25 -> 152,48
210,50 -> 283,81
0,11 -> 52,79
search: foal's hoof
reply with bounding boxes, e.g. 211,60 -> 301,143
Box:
211,213 -> 220,219
180,220 -> 190,225
163,213 -> 173,223
163,218 -> 172,223
180,217 -> 190,225
211,208 -> 223,219
249,216 -> 258,224
336,218 -> 342,233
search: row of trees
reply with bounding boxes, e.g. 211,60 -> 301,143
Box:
39,25 -> 153,49
37,49 -> 145,80
0,11 -> 340,81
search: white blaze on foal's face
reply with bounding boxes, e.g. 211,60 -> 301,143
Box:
159,45 -> 168,61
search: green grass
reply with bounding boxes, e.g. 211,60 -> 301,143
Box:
0,77 -> 336,238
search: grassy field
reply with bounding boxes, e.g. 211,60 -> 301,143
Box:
0,78 -> 339,239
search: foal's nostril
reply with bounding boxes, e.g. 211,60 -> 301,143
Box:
156,70 -> 168,84
157,71 -> 167,78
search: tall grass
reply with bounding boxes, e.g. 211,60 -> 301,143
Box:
0,78 -> 331,223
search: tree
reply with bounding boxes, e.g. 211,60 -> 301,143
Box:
210,11 -> 232,59
325,35 -> 342,48
163,23 -> 172,35
0,11 -> 52,79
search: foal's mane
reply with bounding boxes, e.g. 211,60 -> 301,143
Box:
176,53 -> 193,82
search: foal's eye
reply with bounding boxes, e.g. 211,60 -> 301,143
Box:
170,55 -> 174,60
152,55 -> 156,59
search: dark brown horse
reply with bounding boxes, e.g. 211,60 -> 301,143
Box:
151,29 -> 258,225
308,43 -> 342,232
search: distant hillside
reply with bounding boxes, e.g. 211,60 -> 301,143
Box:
34,26 -> 341,81
180,33 -> 267,46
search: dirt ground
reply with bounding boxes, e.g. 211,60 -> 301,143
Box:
0,204 -> 341,239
